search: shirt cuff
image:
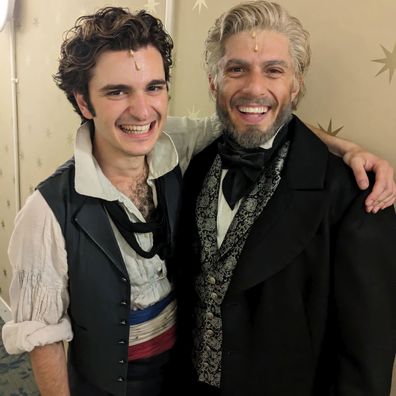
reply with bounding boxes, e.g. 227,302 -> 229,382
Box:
1,318 -> 73,354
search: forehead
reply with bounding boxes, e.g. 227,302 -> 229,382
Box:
223,29 -> 292,65
90,46 -> 165,85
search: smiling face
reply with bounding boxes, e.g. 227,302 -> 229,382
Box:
213,30 -> 300,148
75,45 -> 168,166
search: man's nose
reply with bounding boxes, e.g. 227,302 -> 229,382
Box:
127,92 -> 150,120
242,70 -> 268,97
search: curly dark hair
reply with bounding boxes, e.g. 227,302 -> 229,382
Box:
53,7 -> 173,120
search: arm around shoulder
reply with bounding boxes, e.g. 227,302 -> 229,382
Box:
305,122 -> 396,212
165,114 -> 222,172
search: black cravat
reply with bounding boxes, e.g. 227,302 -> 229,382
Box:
103,179 -> 171,260
218,126 -> 289,209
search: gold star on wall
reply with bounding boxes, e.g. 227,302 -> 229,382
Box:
317,119 -> 344,136
193,0 -> 208,14
372,43 -> 396,83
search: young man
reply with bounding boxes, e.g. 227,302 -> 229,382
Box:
1,5 -> 394,396
2,8 -> 218,396
176,2 -> 396,395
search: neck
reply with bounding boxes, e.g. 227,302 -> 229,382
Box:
93,145 -> 147,184
98,156 -> 148,185
96,152 -> 154,220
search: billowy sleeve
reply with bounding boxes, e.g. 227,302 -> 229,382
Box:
165,114 -> 222,174
1,190 -> 72,354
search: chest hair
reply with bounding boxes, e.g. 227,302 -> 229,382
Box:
114,170 -> 155,221
131,178 -> 155,221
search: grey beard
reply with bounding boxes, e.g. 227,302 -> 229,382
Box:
216,101 -> 293,149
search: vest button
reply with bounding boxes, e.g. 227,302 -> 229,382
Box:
208,276 -> 216,285
121,277 -> 128,283
117,340 -> 126,345
118,359 -> 126,364
120,300 -> 128,306
120,320 -> 127,325
116,377 -> 124,382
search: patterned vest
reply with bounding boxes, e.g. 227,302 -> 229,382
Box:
193,142 -> 289,387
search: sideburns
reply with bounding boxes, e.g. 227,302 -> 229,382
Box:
84,92 -> 96,117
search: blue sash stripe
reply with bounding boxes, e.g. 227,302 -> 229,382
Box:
129,292 -> 174,325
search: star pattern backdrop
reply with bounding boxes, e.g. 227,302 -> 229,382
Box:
0,1 -> 395,389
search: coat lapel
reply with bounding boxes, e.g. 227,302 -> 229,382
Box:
228,117 -> 329,293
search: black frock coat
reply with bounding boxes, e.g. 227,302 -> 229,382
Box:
175,116 -> 396,396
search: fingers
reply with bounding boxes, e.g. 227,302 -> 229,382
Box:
366,188 -> 396,213
348,156 -> 370,190
365,163 -> 395,213
343,150 -> 396,213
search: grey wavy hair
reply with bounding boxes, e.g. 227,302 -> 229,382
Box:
204,1 -> 311,109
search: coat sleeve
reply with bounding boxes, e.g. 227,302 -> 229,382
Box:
333,190 -> 396,395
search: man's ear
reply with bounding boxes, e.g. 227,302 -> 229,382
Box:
74,92 -> 94,119
290,77 -> 301,103
208,74 -> 217,95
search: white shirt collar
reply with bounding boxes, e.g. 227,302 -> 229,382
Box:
74,121 -> 179,201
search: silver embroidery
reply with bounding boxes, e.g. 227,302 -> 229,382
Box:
193,142 -> 289,387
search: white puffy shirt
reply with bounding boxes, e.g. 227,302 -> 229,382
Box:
2,115 -> 222,354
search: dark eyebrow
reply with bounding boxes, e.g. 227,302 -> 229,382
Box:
99,80 -> 167,93
99,84 -> 130,93
147,79 -> 167,86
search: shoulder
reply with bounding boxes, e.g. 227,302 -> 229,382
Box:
325,152 -> 372,224
9,190 -> 66,269
14,190 -> 55,227
185,136 -> 220,171
288,116 -> 363,219
36,158 -> 88,230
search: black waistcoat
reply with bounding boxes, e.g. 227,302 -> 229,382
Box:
38,158 -> 182,396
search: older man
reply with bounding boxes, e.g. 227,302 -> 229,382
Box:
176,2 -> 396,395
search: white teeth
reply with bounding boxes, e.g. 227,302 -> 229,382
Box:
238,106 -> 269,114
119,123 -> 151,134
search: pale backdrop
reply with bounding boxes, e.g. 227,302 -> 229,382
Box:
0,0 -> 395,390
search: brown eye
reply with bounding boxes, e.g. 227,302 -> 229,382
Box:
108,90 -> 125,96
148,85 -> 164,92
